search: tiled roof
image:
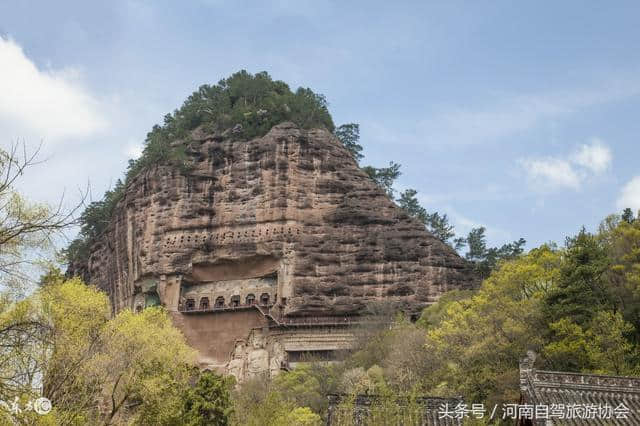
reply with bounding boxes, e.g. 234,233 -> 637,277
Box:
519,351 -> 640,425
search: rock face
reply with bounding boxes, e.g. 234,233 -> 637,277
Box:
72,122 -> 476,376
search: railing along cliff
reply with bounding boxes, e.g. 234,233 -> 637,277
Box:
178,302 -> 385,327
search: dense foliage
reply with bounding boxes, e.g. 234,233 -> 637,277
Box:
0,276 -> 203,424
179,371 -> 234,426
127,70 -> 334,180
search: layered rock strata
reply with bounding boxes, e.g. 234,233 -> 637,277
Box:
71,122 -> 476,376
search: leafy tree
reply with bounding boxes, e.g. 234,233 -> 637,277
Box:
231,363 -> 343,424
598,213 -> 640,343
283,407 -> 322,426
0,277 -> 197,425
362,162 -> 401,198
39,278 -> 112,424
396,189 -> 457,246
424,246 -> 559,407
0,292 -> 48,404
585,311 -> 637,375
232,383 -> 321,426
396,189 -> 428,224
543,228 -> 611,327
0,143 -> 89,424
63,179 -> 126,267
179,370 -> 234,426
416,289 -> 475,329
98,307 -> 196,425
622,207 -> 635,224
0,143 -> 78,294
542,318 -> 592,372
334,123 -> 363,162
425,212 -> 456,245
543,311 -> 637,375
459,227 -> 526,278
463,227 -> 487,263
375,322 -> 437,392
38,265 -> 65,287
270,364 -> 325,416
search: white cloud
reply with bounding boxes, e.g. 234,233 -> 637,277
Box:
124,142 -> 143,159
520,139 -> 612,191
572,138 -> 612,173
418,80 -> 640,147
520,157 -> 581,190
616,176 -> 640,211
0,37 -> 107,144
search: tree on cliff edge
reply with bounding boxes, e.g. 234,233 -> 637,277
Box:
334,123 -> 363,162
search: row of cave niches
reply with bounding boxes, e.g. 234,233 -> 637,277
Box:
179,293 -> 272,313
164,226 -> 302,249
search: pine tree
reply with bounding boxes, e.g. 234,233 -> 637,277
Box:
334,123 -> 363,162
544,228 -> 611,327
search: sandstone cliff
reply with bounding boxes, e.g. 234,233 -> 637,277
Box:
72,122 -> 475,318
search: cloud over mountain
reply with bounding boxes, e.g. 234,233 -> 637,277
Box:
0,37 -> 106,145
520,139 -> 612,191
617,176 -> 640,212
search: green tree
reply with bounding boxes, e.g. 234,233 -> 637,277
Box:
543,311 -> 637,375
542,318 -> 591,372
416,289 -> 475,329
464,227 -> 488,263
282,407 -> 322,426
543,228 -> 611,327
0,143 -> 87,425
179,370 -> 234,426
586,311 -> 636,375
1,277 -> 197,425
396,189 -> 428,224
599,214 -> 640,343
424,246 -> 559,407
334,123 -> 363,162
362,162 -> 401,198
460,227 -> 526,278
0,143 -> 77,295
99,307 -> 196,425
622,207 -> 635,224
425,211 -> 456,245
232,385 -> 321,426
270,364 -> 325,416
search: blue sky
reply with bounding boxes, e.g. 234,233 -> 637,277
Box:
1,1 -> 639,249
